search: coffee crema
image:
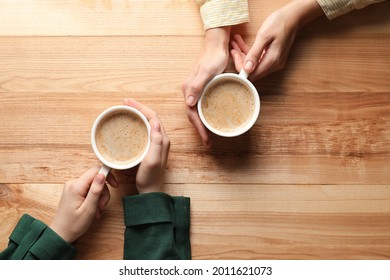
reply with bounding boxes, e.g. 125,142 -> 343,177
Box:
201,80 -> 255,133
95,111 -> 148,165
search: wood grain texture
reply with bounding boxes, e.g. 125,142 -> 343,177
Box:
1,184 -> 390,259
0,36 -> 389,94
0,91 -> 389,184
0,0 -> 389,259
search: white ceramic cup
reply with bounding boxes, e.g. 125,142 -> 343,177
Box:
197,69 -> 260,137
91,105 -> 151,177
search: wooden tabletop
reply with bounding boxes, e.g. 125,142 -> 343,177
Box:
0,0 -> 389,260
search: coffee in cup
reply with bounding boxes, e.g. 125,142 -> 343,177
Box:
95,110 -> 148,165
91,105 -> 150,176
198,70 -> 260,137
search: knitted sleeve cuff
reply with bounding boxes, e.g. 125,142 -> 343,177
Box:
316,0 -> 384,20
199,0 -> 249,30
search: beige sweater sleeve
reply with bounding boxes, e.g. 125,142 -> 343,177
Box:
196,0 -> 249,30
315,0 -> 385,20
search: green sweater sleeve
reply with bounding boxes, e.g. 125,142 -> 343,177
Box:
0,214 -> 77,260
122,192 -> 191,260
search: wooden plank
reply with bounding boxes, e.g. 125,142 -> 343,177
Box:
1,91 -> 389,141
193,244 -> 390,260
0,0 -> 202,36
1,184 -> 389,259
0,36 -> 388,94
0,0 -> 388,36
0,91 -> 389,184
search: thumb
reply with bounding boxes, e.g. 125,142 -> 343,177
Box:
243,34 -> 269,74
185,70 -> 212,107
84,173 -> 106,210
144,120 -> 163,165
96,185 -> 110,219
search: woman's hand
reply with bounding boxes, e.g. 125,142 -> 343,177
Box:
51,166 -> 118,243
231,0 -> 324,81
182,27 -> 231,147
123,98 -> 170,194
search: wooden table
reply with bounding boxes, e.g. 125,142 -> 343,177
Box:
0,0 -> 389,260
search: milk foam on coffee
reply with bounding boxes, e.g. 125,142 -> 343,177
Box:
201,80 -> 255,133
96,111 -> 148,165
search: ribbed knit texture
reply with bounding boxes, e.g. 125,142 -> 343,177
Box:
316,0 -> 385,20
197,0 -> 249,30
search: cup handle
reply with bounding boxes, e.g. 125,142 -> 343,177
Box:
98,164 -> 111,178
239,69 -> 249,79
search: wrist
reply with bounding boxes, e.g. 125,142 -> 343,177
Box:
136,178 -> 164,194
136,185 -> 162,194
283,0 -> 324,30
204,26 -> 231,49
50,222 -> 75,243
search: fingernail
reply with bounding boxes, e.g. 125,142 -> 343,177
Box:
244,61 -> 254,72
96,174 -> 105,184
186,95 -> 196,106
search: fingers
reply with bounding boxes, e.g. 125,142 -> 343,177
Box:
123,98 -> 158,122
187,106 -> 212,148
157,120 -> 170,165
250,42 -> 287,81
97,185 -> 110,219
232,34 -> 250,54
145,119 -> 164,167
142,118 -> 171,171
123,98 -> 171,160
231,33 -> 288,81
73,165 -> 117,193
230,40 -> 246,72
243,31 -> 270,74
182,66 -> 212,107
83,173 -> 106,210
123,98 -> 168,139
250,49 -> 277,80
106,172 -> 118,188
181,68 -> 197,105
183,72 -> 213,147
69,166 -> 100,197
77,166 -> 100,184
